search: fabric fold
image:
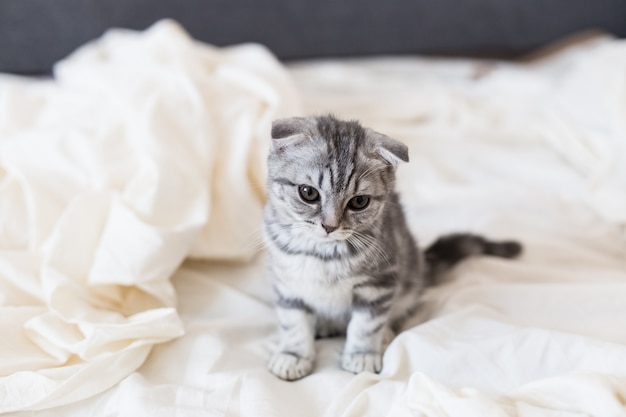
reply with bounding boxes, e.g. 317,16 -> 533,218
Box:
0,20 -> 300,412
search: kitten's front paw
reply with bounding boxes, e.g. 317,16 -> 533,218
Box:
342,352 -> 383,374
268,352 -> 314,381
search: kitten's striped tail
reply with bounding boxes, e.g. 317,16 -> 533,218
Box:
424,233 -> 522,284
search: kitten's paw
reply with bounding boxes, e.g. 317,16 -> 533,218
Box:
268,352 -> 314,381
342,352 -> 383,374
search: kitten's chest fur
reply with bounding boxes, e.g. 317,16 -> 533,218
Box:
270,249 -> 364,318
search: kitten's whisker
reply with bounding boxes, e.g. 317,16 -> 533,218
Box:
352,231 -> 392,266
246,229 -> 266,243
245,235 -> 270,254
351,235 -> 387,266
243,221 -> 311,254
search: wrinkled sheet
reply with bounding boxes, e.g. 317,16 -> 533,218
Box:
0,21 -> 299,413
4,25 -> 626,417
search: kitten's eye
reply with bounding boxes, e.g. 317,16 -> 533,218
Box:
298,185 -> 320,203
348,195 -> 370,211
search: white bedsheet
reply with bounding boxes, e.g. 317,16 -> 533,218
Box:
0,21 -> 299,413
3,22 -> 626,417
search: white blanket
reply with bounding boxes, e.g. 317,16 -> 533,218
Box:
3,22 -> 626,417
0,21 -> 299,412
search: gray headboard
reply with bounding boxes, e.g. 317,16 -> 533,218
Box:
2,0 -> 626,74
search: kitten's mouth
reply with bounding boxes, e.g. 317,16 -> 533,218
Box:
298,224 -> 352,242
317,230 -> 351,242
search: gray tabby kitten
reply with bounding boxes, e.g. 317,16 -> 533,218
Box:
264,115 -> 521,380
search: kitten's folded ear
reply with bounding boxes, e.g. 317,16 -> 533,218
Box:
366,129 -> 409,166
271,117 -> 316,150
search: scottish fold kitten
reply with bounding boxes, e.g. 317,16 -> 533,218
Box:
264,115 -> 521,380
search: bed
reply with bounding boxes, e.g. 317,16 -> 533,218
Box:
2,18 -> 626,417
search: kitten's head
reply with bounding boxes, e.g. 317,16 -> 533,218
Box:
266,115 -> 408,242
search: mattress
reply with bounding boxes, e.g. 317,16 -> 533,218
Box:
2,20 -> 626,416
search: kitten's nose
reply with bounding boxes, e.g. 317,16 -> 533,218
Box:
322,224 -> 338,234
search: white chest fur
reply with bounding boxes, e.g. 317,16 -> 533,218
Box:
271,251 -> 360,319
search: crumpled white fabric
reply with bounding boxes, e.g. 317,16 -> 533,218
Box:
287,37 -> 626,417
386,370 -> 626,417
528,41 -> 626,229
0,20 -> 299,412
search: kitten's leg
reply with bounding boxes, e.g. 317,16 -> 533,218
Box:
268,301 -> 316,381
342,287 -> 394,374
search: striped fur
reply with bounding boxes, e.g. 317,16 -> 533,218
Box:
265,115 -> 522,380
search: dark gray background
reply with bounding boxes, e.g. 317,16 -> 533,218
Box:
2,0 -> 626,74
